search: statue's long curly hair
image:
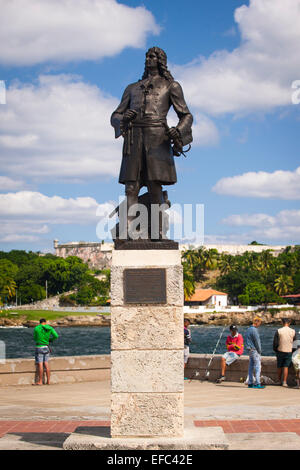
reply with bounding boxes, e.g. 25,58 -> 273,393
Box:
141,47 -> 174,82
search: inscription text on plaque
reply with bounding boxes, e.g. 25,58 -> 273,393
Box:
124,268 -> 166,304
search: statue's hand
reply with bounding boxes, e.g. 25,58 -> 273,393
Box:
123,109 -> 137,123
173,144 -> 182,157
167,127 -> 179,140
167,127 -> 183,156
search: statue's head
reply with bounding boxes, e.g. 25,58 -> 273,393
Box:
142,46 -> 174,81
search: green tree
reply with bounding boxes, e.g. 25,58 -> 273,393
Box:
182,247 -> 218,282
217,254 -> 236,275
75,285 -> 95,305
183,262 -> 195,300
18,282 -> 46,304
215,270 -> 258,305
255,250 -> 274,272
0,259 -> 19,304
0,278 -> 17,303
274,275 -> 294,296
239,282 -> 267,306
239,282 -> 286,307
0,259 -> 19,279
203,248 -> 219,270
293,272 -> 300,294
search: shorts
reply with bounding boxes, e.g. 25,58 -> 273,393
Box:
276,351 -> 292,368
223,351 -> 239,366
35,346 -> 50,364
184,346 -> 189,364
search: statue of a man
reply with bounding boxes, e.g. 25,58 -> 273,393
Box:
111,46 -> 193,240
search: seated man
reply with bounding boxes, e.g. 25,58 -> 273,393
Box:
216,325 -> 244,383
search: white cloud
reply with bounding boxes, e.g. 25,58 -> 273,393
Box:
0,190 -> 115,242
255,225 -> 300,241
0,176 -> 26,191
0,75 -> 122,181
167,110 -> 219,147
0,0 -> 159,66
0,191 -> 114,224
0,221 -> 49,243
174,0 -> 300,115
222,213 -> 276,227
204,233 -> 256,245
167,206 -> 183,225
213,167 -> 300,200
221,209 -> 300,243
0,75 -> 219,184
192,113 -> 219,147
0,234 -> 41,243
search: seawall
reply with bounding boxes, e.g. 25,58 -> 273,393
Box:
0,355 -> 110,386
0,354 -> 296,387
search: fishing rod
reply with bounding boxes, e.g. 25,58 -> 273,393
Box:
204,325 -> 227,380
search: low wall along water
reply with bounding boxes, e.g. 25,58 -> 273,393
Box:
0,354 -> 110,386
0,354 -> 297,387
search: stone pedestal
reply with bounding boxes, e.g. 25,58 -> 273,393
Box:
110,249 -> 184,438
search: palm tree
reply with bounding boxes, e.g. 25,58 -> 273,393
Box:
242,251 -> 259,271
203,249 -> 219,270
259,250 -> 274,271
182,247 -> 207,282
218,254 -> 235,275
0,278 -> 17,306
274,275 -> 294,296
183,262 -> 195,300
182,248 -> 199,268
279,253 -> 297,277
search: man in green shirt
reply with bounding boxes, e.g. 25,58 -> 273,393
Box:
33,318 -> 58,385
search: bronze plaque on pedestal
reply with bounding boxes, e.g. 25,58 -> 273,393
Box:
124,268 -> 166,304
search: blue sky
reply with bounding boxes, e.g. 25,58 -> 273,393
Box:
0,0 -> 299,252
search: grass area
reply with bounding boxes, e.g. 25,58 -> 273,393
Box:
0,309 -> 110,322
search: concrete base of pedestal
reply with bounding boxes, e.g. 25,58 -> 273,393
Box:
63,426 -> 229,450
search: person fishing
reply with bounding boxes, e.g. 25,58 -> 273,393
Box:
33,318 -> 58,385
216,325 -> 244,383
204,325 -> 227,380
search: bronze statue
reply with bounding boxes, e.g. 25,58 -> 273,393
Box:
111,46 -> 193,242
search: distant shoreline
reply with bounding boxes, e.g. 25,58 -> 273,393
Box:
1,307 -> 299,327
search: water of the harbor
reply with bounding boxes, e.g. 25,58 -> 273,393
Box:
1,325 -> 299,359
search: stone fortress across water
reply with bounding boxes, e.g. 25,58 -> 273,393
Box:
53,239 -> 288,269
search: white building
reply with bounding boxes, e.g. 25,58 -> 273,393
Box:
185,288 -> 228,307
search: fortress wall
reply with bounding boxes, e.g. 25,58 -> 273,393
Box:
54,241 -> 112,269
53,240 -> 288,268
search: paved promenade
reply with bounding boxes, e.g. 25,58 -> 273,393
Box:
1,379 -> 300,450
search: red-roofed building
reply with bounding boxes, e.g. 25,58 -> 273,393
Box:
185,288 -> 228,307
